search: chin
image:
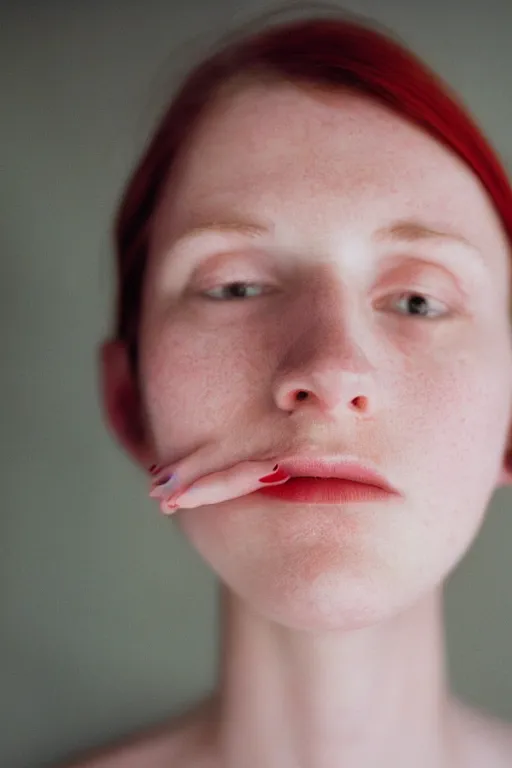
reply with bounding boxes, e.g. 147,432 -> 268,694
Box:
227,574 -> 428,632
222,561 -> 438,632
176,502 -> 455,631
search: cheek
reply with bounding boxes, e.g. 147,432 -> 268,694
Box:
140,320 -> 263,440
392,347 -> 511,500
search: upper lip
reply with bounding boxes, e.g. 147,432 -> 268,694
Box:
279,456 -> 399,494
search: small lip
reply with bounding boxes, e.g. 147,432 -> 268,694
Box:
279,456 -> 399,495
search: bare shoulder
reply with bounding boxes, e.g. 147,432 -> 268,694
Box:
58,695 -> 218,768
451,698 -> 512,768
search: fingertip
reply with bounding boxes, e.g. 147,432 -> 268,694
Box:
160,499 -> 179,515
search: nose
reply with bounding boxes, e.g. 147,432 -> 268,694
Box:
272,291 -> 378,420
274,365 -> 375,419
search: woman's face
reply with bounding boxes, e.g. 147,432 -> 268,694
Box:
136,79 -> 512,629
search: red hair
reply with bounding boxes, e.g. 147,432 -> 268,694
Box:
112,10 -> 512,373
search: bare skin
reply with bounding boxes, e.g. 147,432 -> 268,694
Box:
93,79 -> 512,768
62,675 -> 512,768
61,587 -> 512,768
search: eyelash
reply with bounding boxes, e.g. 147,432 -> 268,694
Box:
199,281 -> 450,319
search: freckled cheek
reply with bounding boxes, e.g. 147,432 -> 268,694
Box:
398,362 -> 510,489
141,330 -> 264,434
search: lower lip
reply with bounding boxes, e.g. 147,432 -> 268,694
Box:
254,477 -> 395,503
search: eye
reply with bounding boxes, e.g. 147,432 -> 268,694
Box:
201,281 -> 268,301
199,282 -> 450,319
391,291 -> 449,318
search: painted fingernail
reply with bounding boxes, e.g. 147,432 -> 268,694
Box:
149,473 -> 180,498
149,464 -> 162,475
154,473 -> 172,486
258,465 -> 290,483
160,498 -> 180,515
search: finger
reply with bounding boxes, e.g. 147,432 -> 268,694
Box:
149,440 -> 268,499
164,462 -> 290,511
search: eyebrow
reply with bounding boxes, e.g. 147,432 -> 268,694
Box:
168,219 -> 269,246
373,220 -> 479,252
167,216 -> 481,256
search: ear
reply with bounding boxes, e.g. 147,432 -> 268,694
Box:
98,339 -> 154,470
497,443 -> 512,487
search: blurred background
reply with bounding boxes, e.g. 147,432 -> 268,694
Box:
1,1 -> 512,766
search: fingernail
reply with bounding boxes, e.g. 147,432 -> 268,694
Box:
258,465 -> 290,483
149,473 -> 180,498
160,498 -> 180,515
153,472 -> 173,486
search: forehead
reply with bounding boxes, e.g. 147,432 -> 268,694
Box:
151,78 -> 509,268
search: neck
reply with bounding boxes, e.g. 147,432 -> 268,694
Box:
208,584 -> 458,768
